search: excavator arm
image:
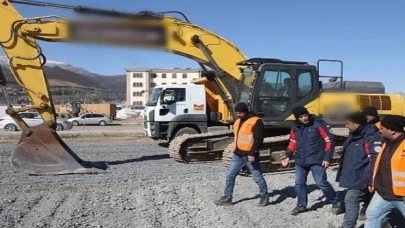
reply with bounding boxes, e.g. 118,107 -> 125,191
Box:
0,0 -> 247,175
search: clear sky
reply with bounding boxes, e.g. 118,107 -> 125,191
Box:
4,0 -> 405,93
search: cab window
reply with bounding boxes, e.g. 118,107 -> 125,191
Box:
161,88 -> 186,104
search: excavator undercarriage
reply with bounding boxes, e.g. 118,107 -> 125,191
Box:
169,130 -> 234,163
223,128 -> 349,174
168,127 -> 349,174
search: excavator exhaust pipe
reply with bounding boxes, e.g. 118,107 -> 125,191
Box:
10,125 -> 107,175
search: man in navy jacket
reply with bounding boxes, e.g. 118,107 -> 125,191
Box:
335,111 -> 383,228
281,106 -> 343,215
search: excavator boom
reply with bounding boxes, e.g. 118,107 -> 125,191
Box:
4,1 -> 392,176
0,0 -> 247,175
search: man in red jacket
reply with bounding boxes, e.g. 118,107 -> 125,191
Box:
281,106 -> 343,215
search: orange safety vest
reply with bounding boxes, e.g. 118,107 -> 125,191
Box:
233,116 -> 261,152
371,139 -> 405,196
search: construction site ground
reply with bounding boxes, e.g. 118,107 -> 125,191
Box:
0,122 -> 402,228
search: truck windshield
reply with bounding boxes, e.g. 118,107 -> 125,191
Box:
146,88 -> 162,106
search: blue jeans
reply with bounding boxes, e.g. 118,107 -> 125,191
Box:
295,164 -> 339,207
224,154 -> 268,197
365,191 -> 405,228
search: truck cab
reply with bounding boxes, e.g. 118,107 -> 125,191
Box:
144,84 -> 208,141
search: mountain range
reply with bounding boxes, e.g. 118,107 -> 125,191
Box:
0,56 -> 126,93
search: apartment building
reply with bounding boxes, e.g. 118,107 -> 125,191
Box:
125,68 -> 203,107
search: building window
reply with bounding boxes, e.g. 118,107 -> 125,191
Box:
132,73 -> 143,78
151,73 -> 157,78
132,101 -> 143,105
172,82 -> 176,84
162,73 -> 166,78
172,73 -> 177,78
182,82 -> 187,84
182,73 -> 187,78
133,82 -> 143,87
133,91 -> 142,96
162,82 -> 166,85
150,83 -> 157,88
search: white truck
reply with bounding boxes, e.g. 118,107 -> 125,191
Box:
143,84 -> 216,141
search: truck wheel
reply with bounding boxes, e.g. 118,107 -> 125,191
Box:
174,127 -> 198,138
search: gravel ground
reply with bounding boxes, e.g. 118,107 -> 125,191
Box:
0,138 -> 397,228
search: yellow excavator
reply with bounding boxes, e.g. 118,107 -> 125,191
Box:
1,0 -> 404,175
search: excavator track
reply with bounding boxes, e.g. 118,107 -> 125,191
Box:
168,130 -> 234,163
168,127 -> 349,173
222,128 -> 349,174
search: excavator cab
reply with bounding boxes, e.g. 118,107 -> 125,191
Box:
237,58 -> 343,136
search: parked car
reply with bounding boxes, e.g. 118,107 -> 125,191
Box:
68,113 -> 112,126
0,112 -> 73,132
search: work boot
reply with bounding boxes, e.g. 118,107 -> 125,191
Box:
332,200 -> 344,215
358,207 -> 366,221
290,205 -> 306,215
257,196 -> 269,207
214,196 -> 232,206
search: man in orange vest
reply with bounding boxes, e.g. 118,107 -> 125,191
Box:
215,102 -> 269,207
362,106 -> 381,129
365,114 -> 405,227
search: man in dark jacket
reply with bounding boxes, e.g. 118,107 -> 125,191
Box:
359,106 -> 383,220
215,102 -> 269,207
281,106 -> 343,215
335,111 -> 383,228
362,106 -> 381,129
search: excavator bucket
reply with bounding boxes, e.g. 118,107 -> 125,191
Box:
10,125 -> 106,175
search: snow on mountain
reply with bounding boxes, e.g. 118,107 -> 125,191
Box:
0,56 -> 126,92
44,60 -> 100,78
0,56 -> 99,78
